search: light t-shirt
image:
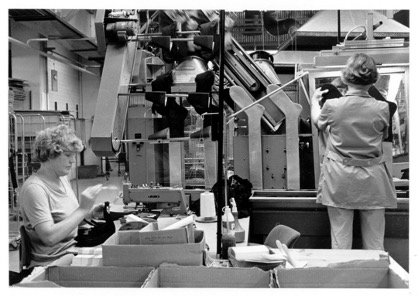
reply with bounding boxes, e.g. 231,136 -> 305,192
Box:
19,174 -> 79,267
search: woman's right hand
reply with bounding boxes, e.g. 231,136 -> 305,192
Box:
311,88 -> 329,104
79,184 -> 103,213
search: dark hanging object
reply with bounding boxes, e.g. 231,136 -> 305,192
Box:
212,175 -> 253,219
75,201 -> 116,247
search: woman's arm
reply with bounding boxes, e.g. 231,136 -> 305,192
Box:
311,88 -> 328,127
33,184 -> 104,247
35,208 -> 90,246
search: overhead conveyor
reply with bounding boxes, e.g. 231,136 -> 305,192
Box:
89,9 -> 311,191
222,37 -> 287,133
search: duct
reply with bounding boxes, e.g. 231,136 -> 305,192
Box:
297,10 -> 409,37
90,41 -> 137,156
288,10 -> 409,50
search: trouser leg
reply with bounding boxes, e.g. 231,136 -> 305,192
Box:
360,209 -> 385,250
327,206 -> 354,249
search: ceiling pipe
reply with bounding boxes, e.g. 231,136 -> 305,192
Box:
9,37 -> 97,76
47,49 -> 101,69
26,37 -> 97,47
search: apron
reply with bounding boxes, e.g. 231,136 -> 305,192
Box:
317,150 -> 397,210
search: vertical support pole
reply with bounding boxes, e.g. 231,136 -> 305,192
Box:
366,13 -> 375,41
337,10 -> 341,44
216,10 -> 225,257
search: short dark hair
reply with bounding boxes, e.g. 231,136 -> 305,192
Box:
341,53 -> 379,86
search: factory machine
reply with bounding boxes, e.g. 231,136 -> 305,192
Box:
90,9 -> 300,211
90,10 -> 409,269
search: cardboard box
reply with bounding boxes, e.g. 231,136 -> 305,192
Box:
102,230 -> 205,267
143,263 -> 408,289
273,266 -> 408,288
272,250 -> 409,288
15,266 -> 154,287
121,218 -> 195,245
15,257 -> 408,288
143,263 -> 277,288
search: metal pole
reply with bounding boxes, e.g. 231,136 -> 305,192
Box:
15,114 -> 24,232
337,10 -> 341,44
67,114 -> 79,198
16,114 -> 25,183
216,10 -> 226,257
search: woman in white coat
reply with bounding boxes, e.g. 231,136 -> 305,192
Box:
310,53 -> 397,250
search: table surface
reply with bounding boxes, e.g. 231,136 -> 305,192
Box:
109,201 -> 409,283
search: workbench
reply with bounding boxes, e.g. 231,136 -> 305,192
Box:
248,190 -> 409,271
195,217 -> 249,252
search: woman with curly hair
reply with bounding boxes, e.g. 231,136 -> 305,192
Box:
310,53 -> 397,250
19,124 -> 105,268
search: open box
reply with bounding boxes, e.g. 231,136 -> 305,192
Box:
143,263 -> 408,289
278,248 -> 409,288
273,265 -> 408,288
14,257 -> 408,288
117,220 -> 195,245
143,263 -> 277,288
14,266 -> 154,287
102,229 -> 205,267
236,248 -> 409,288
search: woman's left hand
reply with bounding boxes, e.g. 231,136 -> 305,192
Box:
312,88 -> 329,104
89,204 -> 105,219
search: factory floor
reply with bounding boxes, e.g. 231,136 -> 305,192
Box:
8,166 -> 125,273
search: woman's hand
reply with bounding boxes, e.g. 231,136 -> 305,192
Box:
311,88 -> 328,105
79,184 -> 103,213
89,203 -> 105,219
311,88 -> 328,127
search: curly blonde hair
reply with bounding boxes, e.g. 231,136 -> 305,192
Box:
32,124 -> 83,162
341,53 -> 379,86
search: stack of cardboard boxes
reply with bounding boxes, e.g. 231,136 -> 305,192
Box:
15,216 -> 409,288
